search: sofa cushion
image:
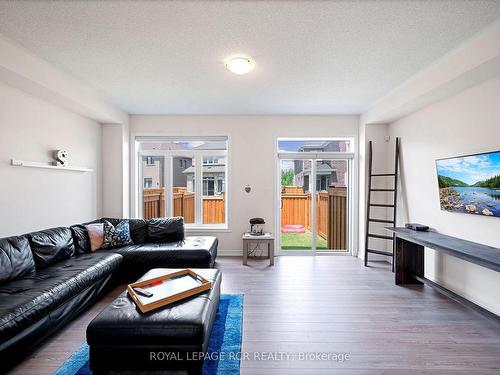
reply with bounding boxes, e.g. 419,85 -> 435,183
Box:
28,227 -> 75,268
102,220 -> 132,249
0,252 -> 122,346
70,224 -> 91,254
114,236 -> 217,272
128,219 -> 148,244
147,217 -> 184,243
30,252 -> 122,308
0,236 -> 36,284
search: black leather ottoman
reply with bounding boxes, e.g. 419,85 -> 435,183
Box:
87,268 -> 221,375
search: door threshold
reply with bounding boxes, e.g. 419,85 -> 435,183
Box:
315,251 -> 351,256
279,251 -> 352,256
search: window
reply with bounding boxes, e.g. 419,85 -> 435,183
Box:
217,177 -> 224,194
203,177 -> 215,195
138,137 -> 228,228
203,156 -> 218,164
316,176 -> 330,191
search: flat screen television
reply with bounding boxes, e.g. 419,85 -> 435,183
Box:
436,150 -> 500,218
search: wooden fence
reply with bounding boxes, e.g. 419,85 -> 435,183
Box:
144,186 -> 345,248
144,188 -> 224,224
143,188 -> 165,219
316,191 -> 329,239
203,196 -> 225,224
281,186 -> 347,250
173,191 -> 195,223
327,187 -> 348,250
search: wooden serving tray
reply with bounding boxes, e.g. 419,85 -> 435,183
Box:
127,269 -> 212,313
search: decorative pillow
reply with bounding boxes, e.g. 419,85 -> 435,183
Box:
102,220 -> 133,249
71,224 -> 91,254
103,217 -> 147,244
85,223 -> 104,251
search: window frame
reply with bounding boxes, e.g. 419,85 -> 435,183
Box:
135,137 -> 228,230
277,137 -> 354,154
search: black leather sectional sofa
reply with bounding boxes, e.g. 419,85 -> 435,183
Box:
0,217 -> 217,370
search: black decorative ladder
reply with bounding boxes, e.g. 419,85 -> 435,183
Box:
364,137 -> 400,271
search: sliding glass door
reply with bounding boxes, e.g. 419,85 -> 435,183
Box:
280,159 -> 313,251
277,138 -> 353,254
314,159 -> 349,252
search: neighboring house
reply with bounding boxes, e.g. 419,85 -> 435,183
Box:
142,156 -> 192,190
172,157 -> 193,187
142,156 -> 163,188
293,141 -> 348,191
183,156 -> 226,196
141,140 -> 227,193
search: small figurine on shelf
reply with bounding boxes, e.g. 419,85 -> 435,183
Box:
249,217 -> 265,236
53,149 -> 68,167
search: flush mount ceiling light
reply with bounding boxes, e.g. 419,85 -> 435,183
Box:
225,56 -> 255,75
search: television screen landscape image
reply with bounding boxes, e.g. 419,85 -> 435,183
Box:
436,151 -> 500,218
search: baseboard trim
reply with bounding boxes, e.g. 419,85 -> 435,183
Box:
415,275 -> 500,322
217,250 -> 242,256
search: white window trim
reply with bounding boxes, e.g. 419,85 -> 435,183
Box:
134,138 -> 228,230
277,151 -> 355,160
277,137 -> 354,153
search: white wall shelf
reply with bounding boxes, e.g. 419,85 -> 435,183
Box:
11,159 -> 94,172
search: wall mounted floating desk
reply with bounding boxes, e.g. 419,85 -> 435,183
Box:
387,227 -> 500,318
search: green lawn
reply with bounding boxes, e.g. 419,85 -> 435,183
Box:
281,230 -> 328,250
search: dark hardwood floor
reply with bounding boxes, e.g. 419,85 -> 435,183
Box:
8,256 -> 500,375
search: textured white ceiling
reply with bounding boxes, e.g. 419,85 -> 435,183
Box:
1,0 -> 500,115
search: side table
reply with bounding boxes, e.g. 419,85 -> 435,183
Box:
242,232 -> 274,266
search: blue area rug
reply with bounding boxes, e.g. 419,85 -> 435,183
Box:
54,294 -> 243,375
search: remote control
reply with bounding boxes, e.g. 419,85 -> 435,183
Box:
133,287 -> 153,298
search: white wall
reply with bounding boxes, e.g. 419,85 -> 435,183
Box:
0,34 -> 129,221
0,82 -> 102,236
130,115 -> 359,254
388,74 -> 500,315
102,122 -> 130,218
102,124 -> 124,218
